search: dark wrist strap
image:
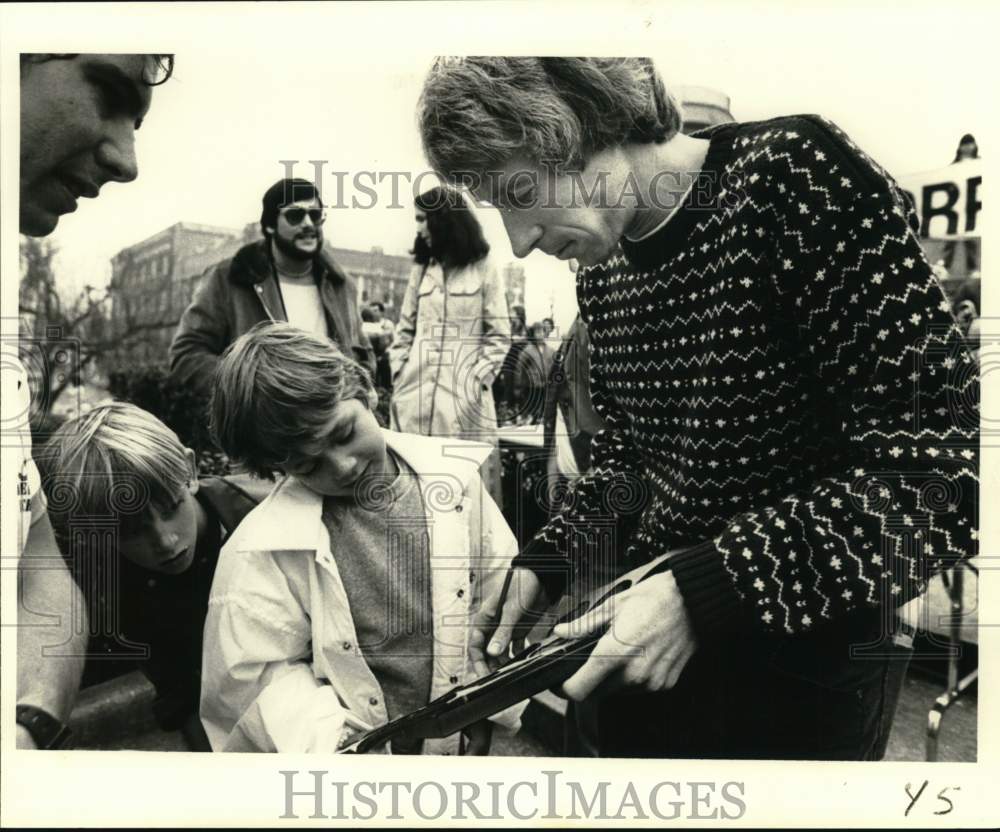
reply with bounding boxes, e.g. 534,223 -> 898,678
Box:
16,704 -> 72,750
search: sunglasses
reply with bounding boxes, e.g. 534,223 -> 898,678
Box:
280,207 -> 326,226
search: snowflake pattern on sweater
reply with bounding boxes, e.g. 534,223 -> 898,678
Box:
513,115 -> 979,638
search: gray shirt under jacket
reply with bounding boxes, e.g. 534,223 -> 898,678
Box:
321,450 -> 433,753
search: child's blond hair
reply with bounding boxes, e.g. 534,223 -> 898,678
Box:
39,401 -> 192,537
211,322 -> 375,479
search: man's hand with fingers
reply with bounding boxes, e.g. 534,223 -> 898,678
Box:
460,719 -> 493,755
551,568 -> 698,701
469,568 -> 551,677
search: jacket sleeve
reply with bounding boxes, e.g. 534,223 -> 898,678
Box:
472,260 -> 512,389
671,116 -> 979,640
388,265 -> 422,381
469,470 -> 526,734
169,262 -> 231,398
200,555 -> 351,753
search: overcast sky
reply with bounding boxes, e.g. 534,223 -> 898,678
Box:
9,1 -> 994,331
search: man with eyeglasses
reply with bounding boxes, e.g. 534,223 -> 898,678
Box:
170,177 -> 375,397
12,53 -> 174,750
19,53 -> 173,237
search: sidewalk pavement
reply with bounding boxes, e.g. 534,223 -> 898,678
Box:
68,667 -> 974,761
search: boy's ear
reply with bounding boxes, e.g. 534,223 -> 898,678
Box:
366,388 -> 378,411
183,447 -> 199,494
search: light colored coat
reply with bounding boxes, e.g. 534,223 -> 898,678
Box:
200,430 -> 523,755
388,258 -> 511,503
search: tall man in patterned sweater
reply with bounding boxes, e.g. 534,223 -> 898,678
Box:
418,58 -> 979,759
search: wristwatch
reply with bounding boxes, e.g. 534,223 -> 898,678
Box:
16,704 -> 72,750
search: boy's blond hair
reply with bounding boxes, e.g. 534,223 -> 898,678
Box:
211,322 -> 375,479
39,401 -> 192,537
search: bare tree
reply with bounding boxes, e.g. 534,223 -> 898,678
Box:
18,236 -> 176,423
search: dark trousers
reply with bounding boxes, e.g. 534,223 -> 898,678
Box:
565,611 -> 911,760
375,352 -> 393,391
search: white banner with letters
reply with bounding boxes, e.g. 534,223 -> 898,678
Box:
898,159 -> 982,240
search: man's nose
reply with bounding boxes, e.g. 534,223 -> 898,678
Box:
501,212 -> 543,259
96,122 -> 139,184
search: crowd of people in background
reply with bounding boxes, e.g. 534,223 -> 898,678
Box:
387,185 -> 511,503
10,52 -> 557,753
10,54 -> 980,764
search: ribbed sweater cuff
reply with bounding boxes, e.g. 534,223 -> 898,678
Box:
671,540 -> 745,643
510,547 -> 571,602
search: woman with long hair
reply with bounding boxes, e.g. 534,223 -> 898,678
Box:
388,186 -> 511,502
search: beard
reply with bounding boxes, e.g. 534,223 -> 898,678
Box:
273,228 -> 323,262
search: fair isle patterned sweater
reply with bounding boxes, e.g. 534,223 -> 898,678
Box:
512,115 -> 979,640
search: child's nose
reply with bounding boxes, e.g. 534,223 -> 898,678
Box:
152,521 -> 178,551
328,452 -> 357,480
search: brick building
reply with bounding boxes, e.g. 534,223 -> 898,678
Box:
106,223 -> 431,371
323,244 -> 412,313
107,222 -> 245,368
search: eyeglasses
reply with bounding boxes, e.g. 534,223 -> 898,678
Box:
280,207 -> 326,226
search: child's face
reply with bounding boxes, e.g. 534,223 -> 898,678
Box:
283,396 -> 389,498
118,486 -> 201,575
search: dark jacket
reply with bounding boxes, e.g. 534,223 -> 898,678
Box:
542,315 -> 607,473
118,474 -> 272,729
169,239 -> 375,395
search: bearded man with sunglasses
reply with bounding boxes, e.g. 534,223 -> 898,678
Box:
170,178 -> 375,396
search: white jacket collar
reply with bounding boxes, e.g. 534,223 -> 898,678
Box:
239,429 -> 493,552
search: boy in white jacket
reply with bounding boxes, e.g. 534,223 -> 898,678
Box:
201,322 -> 524,754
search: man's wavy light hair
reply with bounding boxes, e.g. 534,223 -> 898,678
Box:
418,57 -> 682,182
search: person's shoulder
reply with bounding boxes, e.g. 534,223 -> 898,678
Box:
474,253 -> 501,278
199,474 -> 274,534
196,239 -> 261,291
318,242 -> 355,287
219,477 -> 318,552
721,113 -> 843,148
212,481 -> 321,601
730,114 -> 894,194
384,430 -> 491,492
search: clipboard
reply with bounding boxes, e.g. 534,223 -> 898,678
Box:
339,549 -> 677,754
